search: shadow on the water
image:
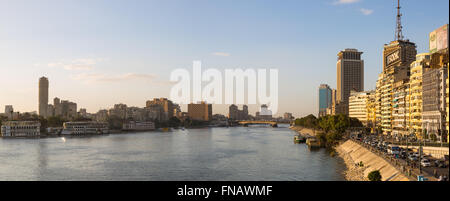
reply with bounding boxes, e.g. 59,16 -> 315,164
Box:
308,147 -> 321,152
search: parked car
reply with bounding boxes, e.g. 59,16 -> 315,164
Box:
400,151 -> 407,159
421,159 -> 431,167
387,145 -> 401,155
408,155 -> 418,162
434,160 -> 447,168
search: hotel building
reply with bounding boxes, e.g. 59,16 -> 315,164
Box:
336,49 -> 364,115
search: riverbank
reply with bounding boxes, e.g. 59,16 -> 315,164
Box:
289,126 -> 364,180
290,126 -> 321,137
336,143 -> 368,181
336,140 -> 411,181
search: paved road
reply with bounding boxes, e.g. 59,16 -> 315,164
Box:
352,138 -> 449,181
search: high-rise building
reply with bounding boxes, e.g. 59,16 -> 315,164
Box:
228,104 -> 249,121
38,77 -> 49,118
366,92 -> 377,132
188,102 -> 212,121
330,89 -> 337,115
428,24 -> 449,142
336,49 -> 364,115
375,74 -> 384,132
408,53 -> 431,136
377,1 -> 417,135
446,67 -> 449,142
146,98 -> 175,121
422,67 -> 448,141
378,40 -> 417,135
318,84 -> 332,117
392,80 -> 410,136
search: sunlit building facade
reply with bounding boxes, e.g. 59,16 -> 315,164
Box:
408,53 -> 431,136
378,40 -> 417,135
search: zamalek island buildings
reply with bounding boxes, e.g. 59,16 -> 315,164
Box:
318,5 -> 448,142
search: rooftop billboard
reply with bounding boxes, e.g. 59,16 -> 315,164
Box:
430,24 -> 449,53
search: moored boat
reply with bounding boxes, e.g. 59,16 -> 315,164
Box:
306,137 -> 320,148
294,135 -> 306,143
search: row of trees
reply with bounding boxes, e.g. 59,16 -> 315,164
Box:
294,114 -> 363,148
295,114 -> 363,132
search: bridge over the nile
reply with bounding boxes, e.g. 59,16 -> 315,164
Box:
238,121 -> 278,127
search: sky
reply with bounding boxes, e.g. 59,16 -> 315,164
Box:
0,0 -> 449,118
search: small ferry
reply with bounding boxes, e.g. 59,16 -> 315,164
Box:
306,137 -> 320,148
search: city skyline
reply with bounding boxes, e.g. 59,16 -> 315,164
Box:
0,0 -> 449,117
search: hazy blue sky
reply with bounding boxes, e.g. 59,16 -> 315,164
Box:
0,0 -> 448,117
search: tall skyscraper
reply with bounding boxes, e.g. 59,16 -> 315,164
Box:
337,49 -> 364,105
38,77 -> 49,118
318,84 -> 332,117
336,49 -> 364,115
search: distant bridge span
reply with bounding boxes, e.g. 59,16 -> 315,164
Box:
238,121 -> 278,127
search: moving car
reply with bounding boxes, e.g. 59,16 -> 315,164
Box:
408,155 -> 418,162
421,159 -> 431,167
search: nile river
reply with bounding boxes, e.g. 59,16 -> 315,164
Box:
0,125 -> 346,181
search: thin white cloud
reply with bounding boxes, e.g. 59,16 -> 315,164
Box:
359,8 -> 374,15
71,72 -> 158,83
333,0 -> 361,5
211,52 -> 231,57
47,58 -> 107,71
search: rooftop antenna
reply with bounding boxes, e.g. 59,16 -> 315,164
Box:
395,0 -> 404,41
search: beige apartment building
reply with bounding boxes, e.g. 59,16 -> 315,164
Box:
188,102 -> 212,121
378,40 -> 417,135
349,90 -> 373,125
392,80 -> 410,136
408,53 -> 431,136
146,98 -> 175,121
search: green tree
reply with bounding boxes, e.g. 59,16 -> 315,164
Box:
368,170 -> 382,181
0,116 -> 7,125
334,114 -> 350,134
326,131 -> 342,146
107,115 -> 124,130
47,116 -> 66,127
168,117 -> 181,128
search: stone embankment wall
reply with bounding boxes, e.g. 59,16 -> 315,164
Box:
290,126 -> 321,137
337,140 -> 411,181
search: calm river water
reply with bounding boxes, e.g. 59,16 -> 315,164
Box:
0,125 -> 346,181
